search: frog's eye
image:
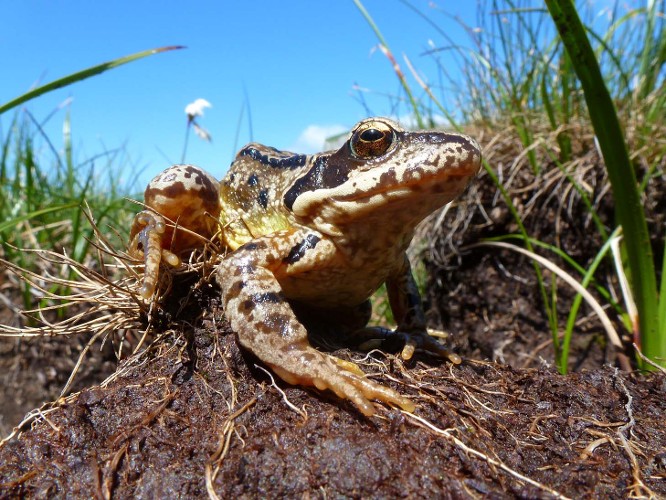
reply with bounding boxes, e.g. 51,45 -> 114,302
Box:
350,123 -> 395,159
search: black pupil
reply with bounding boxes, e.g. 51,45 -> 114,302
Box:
360,128 -> 384,142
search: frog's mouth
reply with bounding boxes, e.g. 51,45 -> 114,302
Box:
338,164 -> 478,216
349,162 -> 479,200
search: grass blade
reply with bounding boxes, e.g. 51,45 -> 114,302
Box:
478,241 -> 623,352
0,203 -> 80,233
352,0 -> 424,128
545,0 -> 662,368
0,46 -> 184,116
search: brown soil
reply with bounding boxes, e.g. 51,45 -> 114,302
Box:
1,304 -> 664,498
1,123 -> 665,498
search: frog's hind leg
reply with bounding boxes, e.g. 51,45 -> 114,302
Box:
129,164 -> 222,299
376,254 -> 462,364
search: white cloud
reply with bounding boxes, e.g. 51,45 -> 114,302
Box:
289,124 -> 348,154
392,113 -> 452,130
287,116 -> 457,156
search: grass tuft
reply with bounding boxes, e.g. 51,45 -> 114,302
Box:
356,0 -> 665,371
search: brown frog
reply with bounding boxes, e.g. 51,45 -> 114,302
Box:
130,117 -> 481,415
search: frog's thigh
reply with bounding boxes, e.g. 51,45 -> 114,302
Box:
216,233 -> 414,415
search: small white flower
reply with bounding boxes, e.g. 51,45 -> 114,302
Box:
192,122 -> 212,142
184,98 -> 212,119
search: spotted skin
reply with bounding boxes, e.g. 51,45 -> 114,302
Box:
130,117 -> 482,415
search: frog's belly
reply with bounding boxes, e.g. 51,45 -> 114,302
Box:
277,267 -> 387,309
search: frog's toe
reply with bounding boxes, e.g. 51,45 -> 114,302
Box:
353,326 -> 461,364
129,211 -> 183,299
329,361 -> 415,415
271,354 -> 414,416
400,331 -> 462,364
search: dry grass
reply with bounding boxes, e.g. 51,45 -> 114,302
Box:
413,113 -> 665,372
0,207 -> 222,418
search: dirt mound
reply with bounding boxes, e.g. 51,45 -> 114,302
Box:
2,307 -> 664,498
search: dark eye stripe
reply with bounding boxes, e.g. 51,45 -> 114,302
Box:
283,154 -> 360,211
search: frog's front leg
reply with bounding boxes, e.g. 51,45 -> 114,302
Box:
363,255 -> 461,364
129,211 -> 182,298
129,164 -> 222,299
217,230 -> 415,416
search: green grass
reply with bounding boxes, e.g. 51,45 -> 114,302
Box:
355,0 -> 666,371
0,48 -> 181,311
545,0 -> 663,370
0,107 -> 134,311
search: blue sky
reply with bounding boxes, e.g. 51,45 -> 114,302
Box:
2,1 -> 480,189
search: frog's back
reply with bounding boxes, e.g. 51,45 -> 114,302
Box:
219,144 -> 317,250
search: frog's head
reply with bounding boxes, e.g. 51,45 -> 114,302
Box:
285,117 -> 481,233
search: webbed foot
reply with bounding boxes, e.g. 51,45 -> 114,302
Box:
268,346 -> 415,416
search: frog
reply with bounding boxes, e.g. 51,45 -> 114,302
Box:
129,117 -> 481,416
